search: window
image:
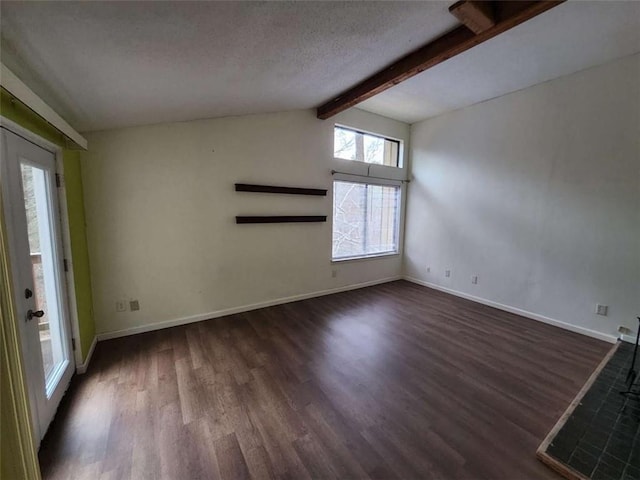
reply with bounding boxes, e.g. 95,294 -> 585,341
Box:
332,180 -> 400,260
333,126 -> 400,167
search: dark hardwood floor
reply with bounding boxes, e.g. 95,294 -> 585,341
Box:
39,280 -> 611,479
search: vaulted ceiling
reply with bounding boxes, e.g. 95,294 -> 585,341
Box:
1,1 -> 638,132
359,1 -> 640,123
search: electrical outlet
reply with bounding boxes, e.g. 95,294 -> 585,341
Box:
471,275 -> 478,284
618,326 -> 633,335
445,270 -> 451,278
596,304 -> 608,316
331,269 -> 338,278
426,266 -> 431,273
115,300 -> 126,312
130,300 -> 140,311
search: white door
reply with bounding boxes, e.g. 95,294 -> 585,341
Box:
1,126 -> 74,445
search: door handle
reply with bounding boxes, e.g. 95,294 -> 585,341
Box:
27,309 -> 45,321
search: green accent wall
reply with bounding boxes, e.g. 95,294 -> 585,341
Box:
61,151 -> 95,358
1,88 -> 95,361
1,343 -> 29,480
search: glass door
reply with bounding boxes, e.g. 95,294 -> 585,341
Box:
1,126 -> 74,444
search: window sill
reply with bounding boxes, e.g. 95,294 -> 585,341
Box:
331,252 -> 400,264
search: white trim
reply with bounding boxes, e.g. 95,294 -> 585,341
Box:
332,252 -> 400,264
0,63 -> 87,150
333,252 -> 400,263
403,276 -> 618,344
333,172 -> 404,186
92,274 -> 628,346
54,168 -> 85,370
75,336 -> 97,374
620,333 -> 636,344
0,117 -> 59,153
97,276 -> 401,341
334,123 -> 404,144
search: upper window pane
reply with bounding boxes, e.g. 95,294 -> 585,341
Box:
333,126 -> 400,167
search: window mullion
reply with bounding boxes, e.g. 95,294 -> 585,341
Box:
355,132 -> 365,163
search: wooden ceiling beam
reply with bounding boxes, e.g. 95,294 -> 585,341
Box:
449,1 -> 496,34
316,1 -> 565,120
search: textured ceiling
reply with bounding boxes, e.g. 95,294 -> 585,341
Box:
0,1 -> 457,132
1,1 -> 639,132
359,1 -> 640,123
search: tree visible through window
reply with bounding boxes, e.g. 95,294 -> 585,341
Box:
332,180 -> 400,260
334,126 -> 400,167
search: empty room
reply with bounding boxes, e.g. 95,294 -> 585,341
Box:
1,1 -> 639,479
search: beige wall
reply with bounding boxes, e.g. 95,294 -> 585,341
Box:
82,54 -> 639,343
81,108 -> 409,337
405,54 -> 640,341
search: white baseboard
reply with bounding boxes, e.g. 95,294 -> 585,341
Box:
75,335 -> 97,374
403,276 -> 618,344
620,333 -> 637,344
96,276 -> 402,342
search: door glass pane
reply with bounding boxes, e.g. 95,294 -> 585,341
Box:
21,163 -> 66,392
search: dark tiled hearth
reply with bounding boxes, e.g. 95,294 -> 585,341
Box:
547,342 -> 640,480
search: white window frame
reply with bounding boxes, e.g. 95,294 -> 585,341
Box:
333,124 -> 403,168
331,175 -> 402,262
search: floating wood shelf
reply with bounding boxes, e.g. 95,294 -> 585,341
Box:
235,183 -> 327,196
236,216 -> 327,224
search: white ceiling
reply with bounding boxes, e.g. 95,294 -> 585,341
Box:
1,1 -> 639,132
359,1 -> 640,123
0,1 -> 457,132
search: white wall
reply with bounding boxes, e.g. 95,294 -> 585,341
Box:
81,108 -> 409,336
405,53 -> 640,341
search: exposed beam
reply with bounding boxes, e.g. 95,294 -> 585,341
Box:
316,1 -> 565,120
449,1 -> 496,34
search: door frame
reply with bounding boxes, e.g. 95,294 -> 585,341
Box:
0,116 -> 84,379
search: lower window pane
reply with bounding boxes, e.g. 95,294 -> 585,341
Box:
332,181 -> 400,260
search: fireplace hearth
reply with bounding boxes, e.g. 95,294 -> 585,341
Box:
541,341 -> 640,479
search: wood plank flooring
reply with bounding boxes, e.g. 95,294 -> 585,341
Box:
39,280 -> 611,479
